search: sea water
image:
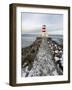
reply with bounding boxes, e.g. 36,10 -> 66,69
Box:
21,34 -> 37,48
21,34 -> 63,48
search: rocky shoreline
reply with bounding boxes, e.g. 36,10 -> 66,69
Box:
21,37 -> 63,77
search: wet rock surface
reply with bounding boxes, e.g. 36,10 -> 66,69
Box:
21,37 -> 63,77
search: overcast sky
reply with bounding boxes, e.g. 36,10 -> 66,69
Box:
21,12 -> 63,35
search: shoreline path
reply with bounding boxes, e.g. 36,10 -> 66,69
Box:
22,38 -> 59,77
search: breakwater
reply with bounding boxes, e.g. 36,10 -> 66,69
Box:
21,37 -> 63,77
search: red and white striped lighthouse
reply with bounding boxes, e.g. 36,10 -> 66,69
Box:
42,25 -> 46,32
41,25 -> 48,37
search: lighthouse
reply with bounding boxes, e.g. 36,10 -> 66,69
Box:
41,25 -> 48,37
